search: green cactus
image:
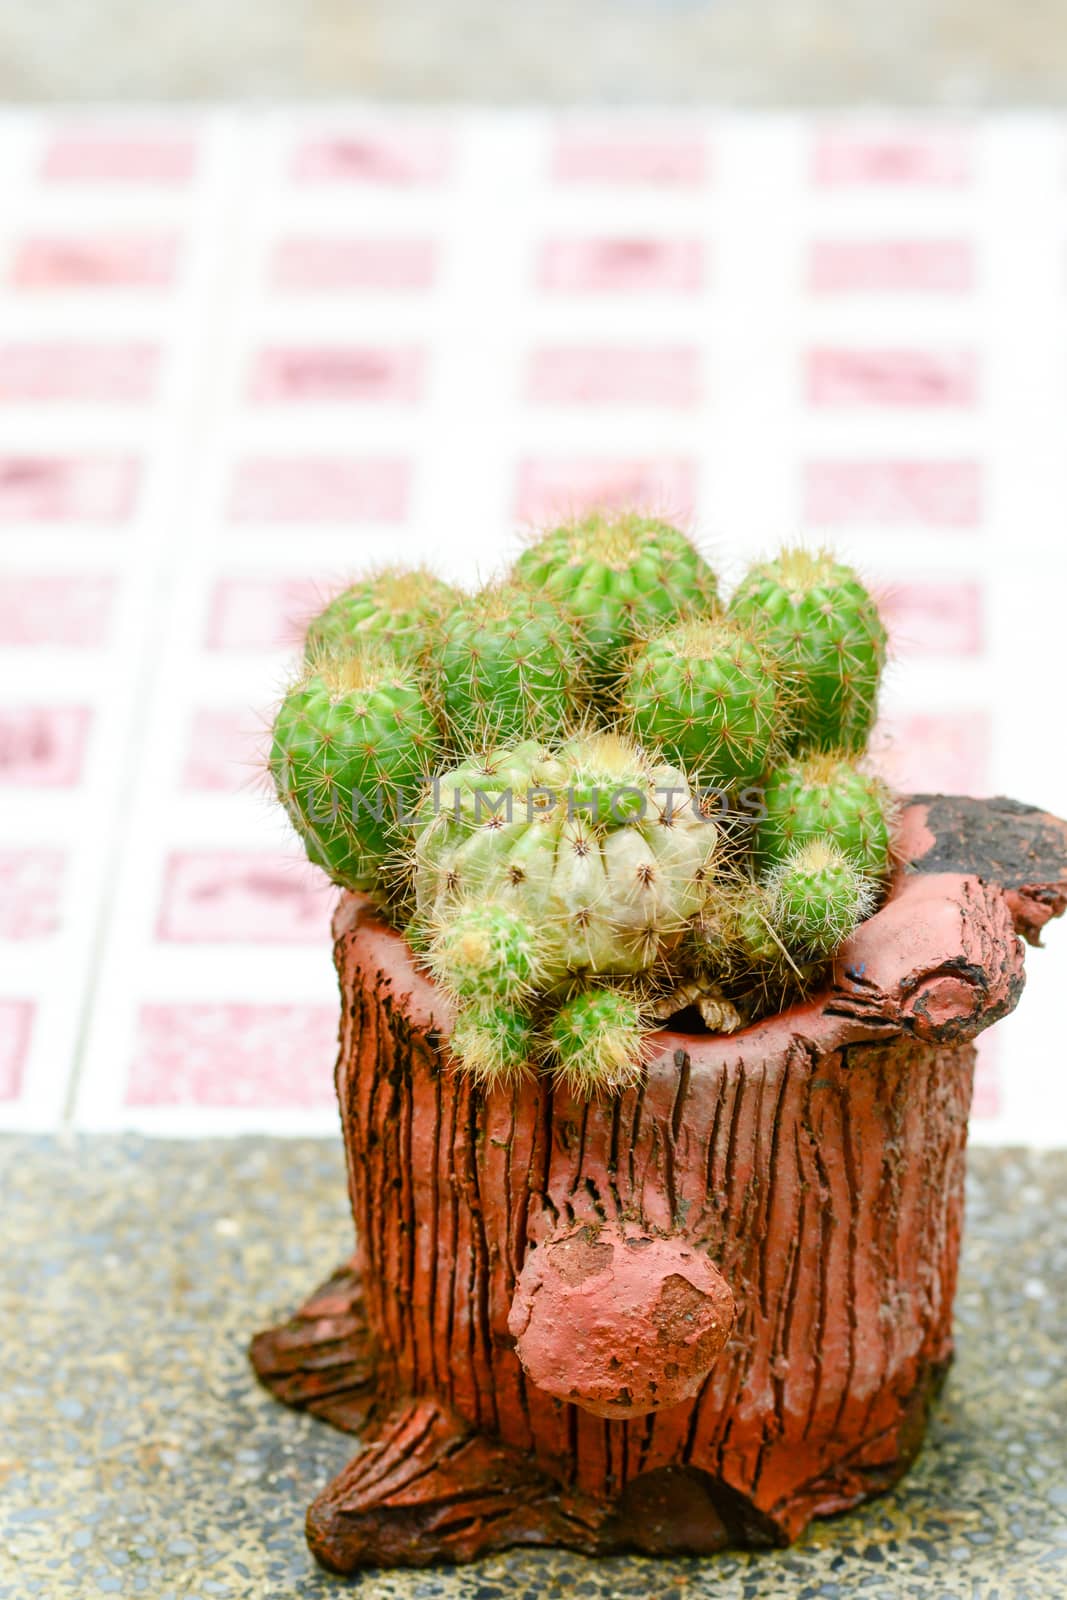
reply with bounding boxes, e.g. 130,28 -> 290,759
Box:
449,1002 -> 537,1087
755,752 -> 896,881
512,511 -> 719,686
622,617 -> 786,788
266,526 -> 899,1090
765,839 -> 875,959
270,648 -> 438,892
304,566 -> 459,664
728,547 -> 887,754
413,731 -> 719,980
436,583 -> 583,745
426,899 -> 552,1004
548,983 -> 649,1095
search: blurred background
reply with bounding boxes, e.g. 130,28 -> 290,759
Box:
4,0 -> 1067,103
2,5 -> 1066,1147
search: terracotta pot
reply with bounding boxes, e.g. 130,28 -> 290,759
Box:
251,794 -> 1067,1573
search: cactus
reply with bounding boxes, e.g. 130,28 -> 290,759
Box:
266,532 -> 899,1095
622,617 -> 787,789
765,839 -> 875,959
512,511 -> 718,686
304,566 -> 459,664
728,547 -> 886,754
270,647 -> 438,893
755,752 -> 896,881
548,983 -> 649,1095
426,899 -> 552,1004
449,1003 -> 537,1088
437,584 -> 583,745
413,731 -> 719,979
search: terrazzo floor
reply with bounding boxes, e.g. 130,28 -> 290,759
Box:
1,1137 -> 1064,1599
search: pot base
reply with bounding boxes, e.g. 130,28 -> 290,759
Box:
252,1260 -> 951,1570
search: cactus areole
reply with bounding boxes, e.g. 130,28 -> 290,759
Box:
253,517 -> 1067,1571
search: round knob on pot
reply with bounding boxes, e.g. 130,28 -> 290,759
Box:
507,1219 -> 735,1420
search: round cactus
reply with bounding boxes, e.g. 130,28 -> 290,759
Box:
304,566 -> 459,664
548,984 -> 649,1095
413,731 -> 718,980
436,584 -> 583,745
270,648 -> 438,892
755,752 -> 896,881
622,617 -> 786,789
728,547 -> 887,754
427,899 -> 548,1004
512,512 -> 719,685
449,1002 -> 538,1087
765,839 -> 875,958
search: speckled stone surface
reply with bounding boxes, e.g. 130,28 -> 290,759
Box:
1,1136 -> 1064,1598
4,0 -> 1067,103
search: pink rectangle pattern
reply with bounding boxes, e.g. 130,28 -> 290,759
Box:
0,850 -> 65,938
182,708 -> 265,792
0,342 -> 159,404
0,457 -> 138,523
527,346 -> 700,408
293,131 -> 452,185
204,577 -> 326,651
805,461 -> 982,528
228,457 -> 410,524
0,575 -> 116,647
41,132 -> 197,184
809,240 -> 974,295
538,238 -> 704,295
807,349 -> 978,409
157,852 -> 334,944
271,237 -> 436,292
249,346 -> 424,405
811,131 -> 972,186
878,580 -> 985,657
553,130 -> 706,186
516,457 -> 698,524
0,706 -> 92,787
126,1002 -> 339,1109
11,235 -> 179,291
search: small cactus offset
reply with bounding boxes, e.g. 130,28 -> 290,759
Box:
765,839 -> 876,958
622,616 -> 788,788
436,583 -> 583,745
304,567 -> 459,664
269,518 -> 900,1093
270,647 -> 439,894
728,546 -> 887,754
755,751 -> 896,881
548,983 -> 650,1096
512,511 -> 719,687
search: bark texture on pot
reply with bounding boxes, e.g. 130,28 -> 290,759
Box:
251,795 -> 1067,1572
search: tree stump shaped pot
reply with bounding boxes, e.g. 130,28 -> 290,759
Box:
250,794 -> 1067,1573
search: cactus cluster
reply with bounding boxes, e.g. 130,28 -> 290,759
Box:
269,521 -> 898,1096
